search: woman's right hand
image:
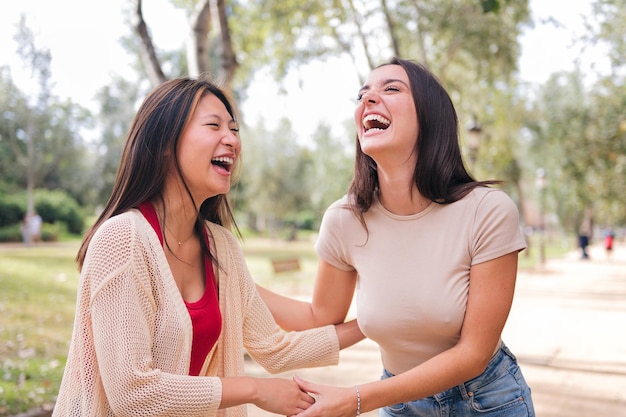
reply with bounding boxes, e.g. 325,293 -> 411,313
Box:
220,376 -> 315,415
253,377 -> 316,415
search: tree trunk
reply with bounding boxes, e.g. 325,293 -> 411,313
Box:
188,0 -> 212,77
216,0 -> 238,92
133,0 -> 167,86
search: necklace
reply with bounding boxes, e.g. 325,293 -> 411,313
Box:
164,222 -> 195,246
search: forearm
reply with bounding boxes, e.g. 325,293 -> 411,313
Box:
256,261 -> 357,331
219,377 -> 257,409
220,376 -> 315,415
359,344 -> 494,413
335,319 -> 365,349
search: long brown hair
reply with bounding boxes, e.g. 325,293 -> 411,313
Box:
348,57 -> 498,223
76,76 -> 240,269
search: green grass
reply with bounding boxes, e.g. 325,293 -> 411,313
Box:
0,233 -> 572,415
0,243 -> 80,416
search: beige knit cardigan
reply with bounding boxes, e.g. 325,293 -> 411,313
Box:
52,210 -> 340,417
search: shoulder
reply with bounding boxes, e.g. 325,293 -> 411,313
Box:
91,211 -> 138,250
319,195 -> 366,239
462,186 -> 518,212
205,221 -> 246,267
83,210 -> 156,287
92,210 -> 152,248
326,194 -> 351,211
321,195 -> 354,222
466,187 -> 526,260
205,221 -> 239,249
442,187 -> 521,232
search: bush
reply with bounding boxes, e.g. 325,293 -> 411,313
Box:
0,221 -> 61,243
0,189 -> 86,241
35,189 -> 85,234
0,194 -> 24,227
0,224 -> 22,242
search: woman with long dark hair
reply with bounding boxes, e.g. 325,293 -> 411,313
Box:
260,58 -> 534,417
53,76 -> 362,417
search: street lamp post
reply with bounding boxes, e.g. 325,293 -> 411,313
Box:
535,168 -> 546,265
466,115 -> 482,166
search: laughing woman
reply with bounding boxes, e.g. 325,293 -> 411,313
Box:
52,76 -> 362,417
259,58 -> 535,417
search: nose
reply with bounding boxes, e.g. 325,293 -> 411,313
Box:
223,129 -> 241,154
360,89 -> 380,105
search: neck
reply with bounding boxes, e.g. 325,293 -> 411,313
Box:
152,198 -> 198,247
377,172 -> 429,216
164,222 -> 196,247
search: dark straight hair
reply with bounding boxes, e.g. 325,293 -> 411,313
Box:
348,57 -> 499,223
77,76 -> 240,269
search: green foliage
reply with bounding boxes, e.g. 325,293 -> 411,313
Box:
0,211 -> 63,244
523,67 -> 626,231
233,119 -> 353,235
88,76 -> 143,207
481,0 -> 501,13
0,195 -> 24,227
0,189 -> 85,242
0,224 -> 22,243
3,0 -> 625,255
0,26 -> 94,209
34,190 -> 85,235
591,0 -> 626,70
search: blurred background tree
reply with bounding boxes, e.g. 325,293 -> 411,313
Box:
0,0 -> 625,244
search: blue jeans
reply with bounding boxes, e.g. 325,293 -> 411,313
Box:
379,344 -> 535,417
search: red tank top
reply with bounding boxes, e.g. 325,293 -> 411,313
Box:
137,201 -> 222,376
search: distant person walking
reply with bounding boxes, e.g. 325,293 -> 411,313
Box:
28,212 -> 42,244
578,209 -> 593,260
604,229 -> 615,260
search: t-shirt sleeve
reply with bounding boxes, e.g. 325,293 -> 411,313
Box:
471,189 -> 527,265
314,198 -> 356,272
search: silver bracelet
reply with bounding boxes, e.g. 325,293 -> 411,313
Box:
355,385 -> 361,416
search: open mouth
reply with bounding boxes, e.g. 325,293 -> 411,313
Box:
211,156 -> 234,172
363,114 -> 390,133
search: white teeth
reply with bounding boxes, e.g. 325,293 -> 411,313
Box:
211,156 -> 234,165
362,114 -> 390,130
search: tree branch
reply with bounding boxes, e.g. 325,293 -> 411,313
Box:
132,0 -> 167,86
187,0 -> 212,77
216,0 -> 238,90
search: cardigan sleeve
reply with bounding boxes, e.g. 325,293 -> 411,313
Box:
243,285 -> 340,373
213,226 -> 340,373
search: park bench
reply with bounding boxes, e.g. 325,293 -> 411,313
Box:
270,257 -> 301,274
269,257 -> 302,293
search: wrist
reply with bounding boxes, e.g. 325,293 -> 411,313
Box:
355,385 -> 361,416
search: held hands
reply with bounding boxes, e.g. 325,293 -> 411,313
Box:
290,376 -> 359,417
254,377 -> 315,416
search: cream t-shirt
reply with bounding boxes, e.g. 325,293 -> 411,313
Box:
315,187 -> 526,375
